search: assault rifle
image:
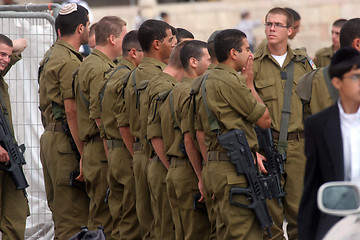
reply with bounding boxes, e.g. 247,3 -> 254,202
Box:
0,109 -> 29,197
255,127 -> 286,200
218,129 -> 273,237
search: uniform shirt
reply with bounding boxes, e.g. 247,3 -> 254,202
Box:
314,46 -> 333,68
120,57 -> 166,140
100,58 -> 135,140
75,49 -> 116,142
159,76 -> 192,158
254,45 -> 314,133
202,63 -> 266,152
39,40 -> 82,128
1,54 -> 21,140
338,101 -> 360,182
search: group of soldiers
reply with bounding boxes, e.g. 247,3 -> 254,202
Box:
1,2 -> 360,240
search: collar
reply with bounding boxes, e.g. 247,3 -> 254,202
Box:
119,58 -> 136,70
56,39 -> 82,61
180,76 -> 193,84
157,71 -> 178,85
215,63 -> 241,79
91,49 -> 116,68
141,57 -> 167,71
338,99 -> 360,122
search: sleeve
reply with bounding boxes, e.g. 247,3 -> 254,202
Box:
59,58 -> 79,101
89,69 -> 106,120
298,117 -> 322,240
178,90 -> 192,135
147,89 -> 163,139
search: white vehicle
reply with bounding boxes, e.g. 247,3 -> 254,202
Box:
317,182 -> 360,240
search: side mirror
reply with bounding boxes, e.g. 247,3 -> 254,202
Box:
317,181 -> 360,216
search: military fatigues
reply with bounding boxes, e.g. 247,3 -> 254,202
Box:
253,46 -> 314,239
200,64 -> 266,239
0,54 -> 29,240
189,65 -> 220,240
162,76 -> 211,239
296,67 -> 334,117
75,49 -> 114,238
99,58 -> 141,239
314,46 -> 333,68
146,71 -> 176,240
39,40 -> 89,239
119,57 -> 166,239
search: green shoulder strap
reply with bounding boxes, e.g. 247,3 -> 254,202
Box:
322,65 -> 339,102
99,64 -> 130,111
278,59 -> 294,154
201,74 -> 220,132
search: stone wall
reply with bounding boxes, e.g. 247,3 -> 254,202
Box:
13,0 -> 360,57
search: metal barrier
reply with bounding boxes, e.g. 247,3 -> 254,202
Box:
0,4 -> 61,239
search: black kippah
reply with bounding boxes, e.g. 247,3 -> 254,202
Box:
331,46 -> 360,66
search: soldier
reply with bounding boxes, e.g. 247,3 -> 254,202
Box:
161,40 -> 211,239
297,18 -> 360,117
118,19 -> 175,239
314,19 -> 347,68
253,7 -> 315,239
198,29 -> 271,239
98,30 -> 143,239
38,4 -> 90,239
0,35 -> 28,240
74,16 -> 127,238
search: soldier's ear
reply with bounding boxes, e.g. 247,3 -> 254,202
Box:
351,38 -> 360,52
153,39 -> 161,50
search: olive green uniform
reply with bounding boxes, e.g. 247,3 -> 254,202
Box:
162,76 -> 211,239
146,71 -> 176,240
99,58 -> 141,239
0,54 -> 29,240
314,46 -> 333,68
296,67 -> 334,117
39,40 -> 89,239
75,49 -> 114,238
201,64 -> 266,239
253,46 -> 314,239
118,57 -> 166,239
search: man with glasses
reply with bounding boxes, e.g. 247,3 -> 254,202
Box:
253,7 -> 315,240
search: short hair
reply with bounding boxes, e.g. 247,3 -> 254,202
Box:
214,29 -> 247,63
266,7 -> 294,28
176,28 -> 194,43
180,40 -> 208,70
329,46 -> 360,79
95,16 -> 127,46
167,40 -> 188,69
340,18 -> 360,48
122,30 -> 141,57
0,34 -> 13,47
56,4 -> 89,37
89,22 -> 97,37
207,30 -> 221,61
284,7 -> 301,21
333,19 -> 347,28
138,19 -> 174,52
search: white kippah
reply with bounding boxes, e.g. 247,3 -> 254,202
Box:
59,3 -> 78,15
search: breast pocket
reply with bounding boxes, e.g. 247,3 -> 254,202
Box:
255,77 -> 277,102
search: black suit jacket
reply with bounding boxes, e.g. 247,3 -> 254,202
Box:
298,104 -> 344,240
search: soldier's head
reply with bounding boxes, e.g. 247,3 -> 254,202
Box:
207,30 -> 221,65
340,18 -> 360,52
284,7 -> 300,39
180,40 -> 211,78
0,34 -> 13,71
214,29 -> 251,71
176,28 -> 194,43
56,3 -> 89,44
138,19 -> 177,62
88,22 -> 97,48
265,7 -> 294,45
331,19 -> 347,52
122,30 -> 144,67
329,47 -> 360,106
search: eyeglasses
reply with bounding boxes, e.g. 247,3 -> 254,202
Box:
125,49 -> 143,52
264,22 -> 290,29
344,74 -> 360,82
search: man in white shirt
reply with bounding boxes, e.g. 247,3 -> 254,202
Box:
298,46 -> 360,240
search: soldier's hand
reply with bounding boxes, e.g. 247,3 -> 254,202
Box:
242,54 -> 254,88
76,156 -> 85,182
255,152 -> 267,174
198,179 -> 205,203
0,146 -> 9,163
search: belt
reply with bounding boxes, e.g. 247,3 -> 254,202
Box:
208,151 -> 230,161
106,139 -> 124,149
271,130 -> 305,141
90,134 -> 102,142
133,142 -> 141,152
170,157 -> 190,167
45,123 -> 64,133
